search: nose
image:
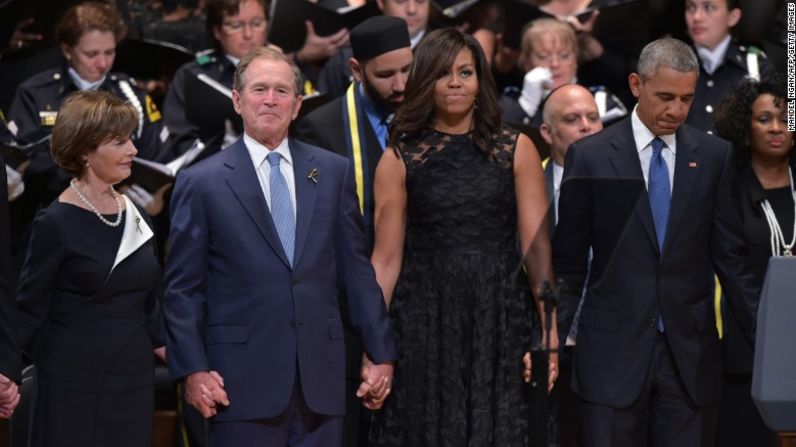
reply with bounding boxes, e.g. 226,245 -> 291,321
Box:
262,89 -> 277,105
770,117 -> 784,133
579,117 -> 594,133
242,23 -> 254,39
406,0 -> 417,15
128,140 -> 139,157
447,73 -> 462,88
692,7 -> 704,21
96,55 -> 111,72
394,73 -> 408,93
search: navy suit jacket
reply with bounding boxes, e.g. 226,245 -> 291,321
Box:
553,118 -> 759,407
164,137 -> 397,421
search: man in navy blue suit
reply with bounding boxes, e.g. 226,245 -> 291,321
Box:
553,38 -> 759,446
164,47 -> 397,446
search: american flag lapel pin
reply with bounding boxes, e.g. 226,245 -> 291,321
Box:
688,161 -> 698,168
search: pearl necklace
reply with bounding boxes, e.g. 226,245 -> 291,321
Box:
760,167 -> 796,257
69,179 -> 123,227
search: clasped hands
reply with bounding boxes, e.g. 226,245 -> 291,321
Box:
356,354 -> 394,410
185,370 -> 230,418
522,334 -> 560,393
0,373 -> 20,419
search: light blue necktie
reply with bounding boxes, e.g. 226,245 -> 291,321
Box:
267,152 -> 295,265
648,137 -> 670,332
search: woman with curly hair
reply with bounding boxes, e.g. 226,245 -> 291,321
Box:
714,74 -> 792,447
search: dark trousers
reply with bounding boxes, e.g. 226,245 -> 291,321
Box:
580,333 -> 718,447
210,381 -> 342,447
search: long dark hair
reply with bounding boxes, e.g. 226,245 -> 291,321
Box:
388,27 -> 501,156
715,74 -> 787,160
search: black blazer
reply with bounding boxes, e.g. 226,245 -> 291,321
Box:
0,156 -> 21,382
553,118 -> 759,407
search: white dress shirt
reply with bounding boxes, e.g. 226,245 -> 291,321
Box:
696,35 -> 731,75
552,161 -> 564,224
631,106 -> 676,193
244,133 -> 297,218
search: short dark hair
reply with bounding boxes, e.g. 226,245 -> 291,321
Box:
55,2 -> 126,47
388,28 -> 501,156
715,74 -> 787,159
51,90 -> 138,178
233,46 -> 302,95
206,0 -> 267,44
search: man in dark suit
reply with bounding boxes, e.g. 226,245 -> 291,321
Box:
538,83 -> 603,447
553,38 -> 759,446
293,16 -> 411,446
0,154 -> 21,418
164,47 -> 397,446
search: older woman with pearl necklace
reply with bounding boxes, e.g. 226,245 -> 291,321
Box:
15,90 -> 165,447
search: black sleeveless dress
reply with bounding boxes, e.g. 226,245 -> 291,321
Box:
370,125 -> 535,446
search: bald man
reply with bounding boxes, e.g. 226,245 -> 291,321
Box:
540,84 -> 604,230
539,84 -> 603,447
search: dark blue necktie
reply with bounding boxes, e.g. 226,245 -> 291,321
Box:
648,137 -> 670,332
267,152 -> 295,265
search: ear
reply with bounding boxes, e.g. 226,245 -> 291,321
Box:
213,25 -> 223,43
232,89 -> 242,115
628,73 -> 642,99
291,95 -> 303,121
60,43 -> 72,60
376,0 -> 386,12
350,58 -> 364,83
539,123 -> 554,145
727,7 -> 741,28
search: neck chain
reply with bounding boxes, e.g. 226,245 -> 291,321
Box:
69,179 -> 123,227
760,166 -> 796,257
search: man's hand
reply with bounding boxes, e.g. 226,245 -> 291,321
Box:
0,374 -> 20,419
356,355 -> 394,410
184,370 -> 229,418
295,21 -> 349,65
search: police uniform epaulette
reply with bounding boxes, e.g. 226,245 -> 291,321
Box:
22,68 -> 66,88
195,49 -> 217,66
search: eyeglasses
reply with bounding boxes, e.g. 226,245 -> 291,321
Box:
222,19 -> 267,33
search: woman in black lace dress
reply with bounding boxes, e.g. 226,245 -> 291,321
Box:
16,90 -> 165,447
369,28 -> 557,446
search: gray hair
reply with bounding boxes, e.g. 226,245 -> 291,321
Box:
233,46 -> 303,95
636,38 -> 699,80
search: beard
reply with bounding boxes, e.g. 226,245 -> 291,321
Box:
362,72 -> 402,113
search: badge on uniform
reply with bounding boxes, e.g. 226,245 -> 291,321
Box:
39,111 -> 58,127
145,95 -> 161,123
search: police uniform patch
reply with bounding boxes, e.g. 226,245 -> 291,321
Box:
39,111 -> 58,126
145,95 -> 161,122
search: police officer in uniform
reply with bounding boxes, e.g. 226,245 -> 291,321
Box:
293,16 -> 413,447
498,18 -> 627,130
684,0 -> 774,133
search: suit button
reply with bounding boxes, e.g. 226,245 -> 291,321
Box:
706,80 -> 714,88
289,320 -> 296,328
705,105 -> 714,114
291,277 -> 300,285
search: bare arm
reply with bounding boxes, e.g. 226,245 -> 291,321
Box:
514,134 -> 555,329
370,149 -> 407,308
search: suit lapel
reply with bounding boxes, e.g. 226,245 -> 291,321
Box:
224,140 -> 291,269
661,127 -> 701,261
608,120 -> 660,256
543,159 -> 556,234
290,139 -> 318,268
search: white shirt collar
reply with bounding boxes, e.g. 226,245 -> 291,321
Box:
410,28 -> 426,49
696,35 -> 731,75
552,160 -> 564,192
631,105 -> 677,155
67,67 -> 106,91
243,133 -> 292,169
226,53 -> 240,67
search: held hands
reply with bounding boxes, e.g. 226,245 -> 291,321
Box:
185,370 -> 229,418
356,354 -> 394,410
0,374 -> 20,419
518,67 -> 553,119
